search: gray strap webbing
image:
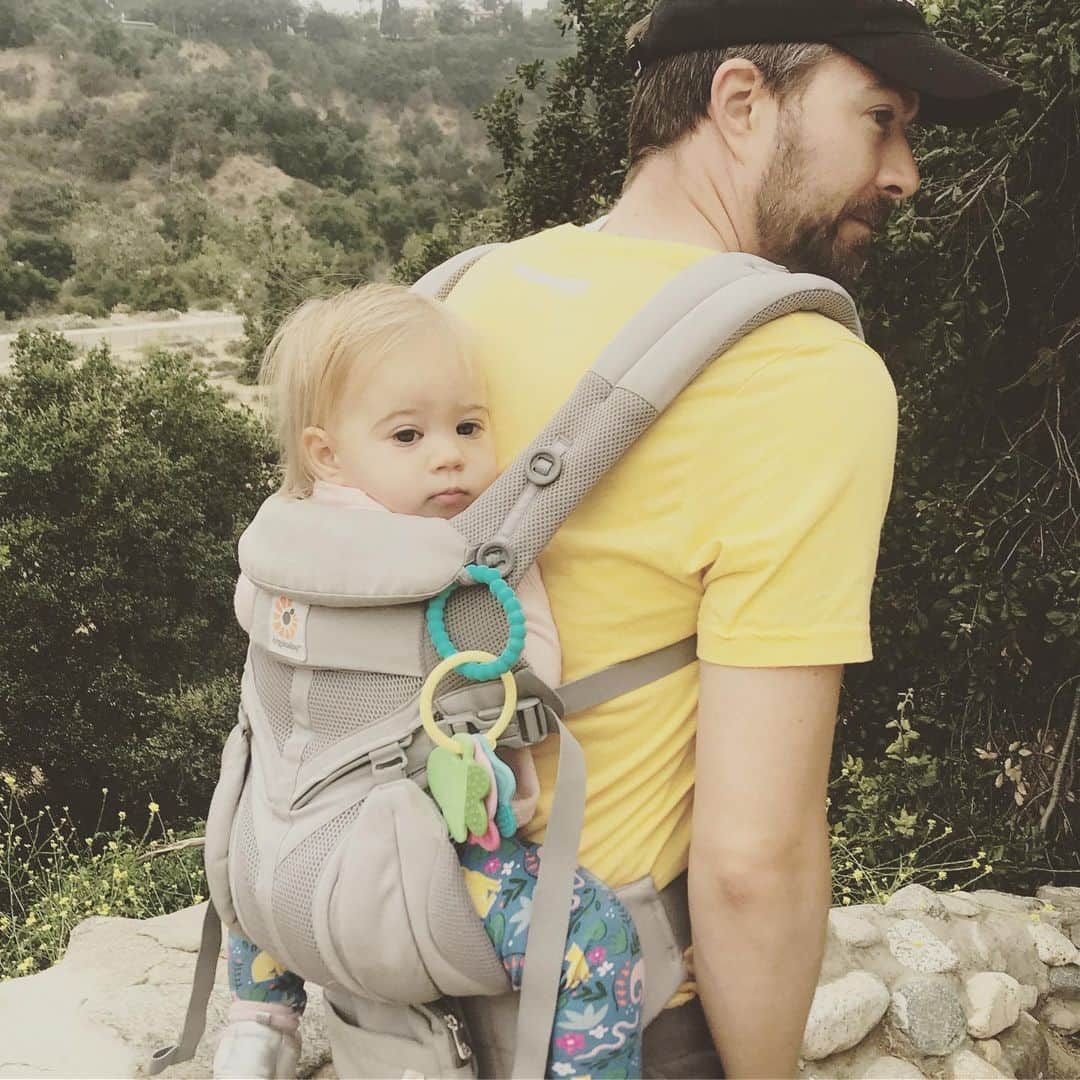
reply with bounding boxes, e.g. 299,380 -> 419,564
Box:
558,634 -> 699,716
147,900 -> 222,1074
510,715 -> 586,1080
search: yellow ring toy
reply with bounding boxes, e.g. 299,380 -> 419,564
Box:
418,650 -> 518,754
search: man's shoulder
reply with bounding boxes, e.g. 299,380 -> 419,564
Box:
694,308 -> 892,396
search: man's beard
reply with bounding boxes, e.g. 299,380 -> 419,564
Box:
754,122 -> 893,290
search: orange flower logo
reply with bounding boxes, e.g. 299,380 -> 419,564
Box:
272,596 -> 299,640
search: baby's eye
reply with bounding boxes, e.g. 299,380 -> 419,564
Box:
871,109 -> 895,130
457,421 -> 483,437
393,428 -> 421,444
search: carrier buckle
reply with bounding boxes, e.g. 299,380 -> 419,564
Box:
368,743 -> 408,780
475,696 -> 549,746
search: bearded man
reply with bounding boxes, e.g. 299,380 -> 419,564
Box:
433,2 -> 1019,1075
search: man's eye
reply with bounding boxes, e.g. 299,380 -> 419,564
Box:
393,429 -> 421,444
457,421 -> 482,436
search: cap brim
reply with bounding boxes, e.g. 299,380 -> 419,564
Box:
833,32 -> 1021,126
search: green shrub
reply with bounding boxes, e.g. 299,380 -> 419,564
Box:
4,232 -> 75,283
129,266 -> 191,312
0,254 -> 58,318
81,113 -> 141,181
0,331 -> 276,823
73,54 -> 122,99
6,183 -> 78,234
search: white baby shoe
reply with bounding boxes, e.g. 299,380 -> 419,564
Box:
212,1016 -> 301,1080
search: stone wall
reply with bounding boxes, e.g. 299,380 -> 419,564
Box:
0,885 -> 1078,1078
797,884 -> 1080,1079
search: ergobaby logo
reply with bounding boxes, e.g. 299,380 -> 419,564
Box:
268,594 -> 309,662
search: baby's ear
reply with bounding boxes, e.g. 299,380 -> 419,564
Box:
301,426 -> 340,483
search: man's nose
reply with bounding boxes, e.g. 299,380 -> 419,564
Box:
880,135 -> 921,201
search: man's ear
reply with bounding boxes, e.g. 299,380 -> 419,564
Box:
707,58 -> 771,156
301,425 -> 340,483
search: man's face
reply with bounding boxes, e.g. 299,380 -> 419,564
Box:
752,52 -> 920,289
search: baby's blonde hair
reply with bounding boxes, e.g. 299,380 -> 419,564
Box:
259,283 -> 475,498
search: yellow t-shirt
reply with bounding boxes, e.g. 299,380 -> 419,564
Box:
445,222 -> 897,893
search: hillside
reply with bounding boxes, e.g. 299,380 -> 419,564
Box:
0,0 -> 573,328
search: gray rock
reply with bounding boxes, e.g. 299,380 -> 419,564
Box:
1030,922 -> 1080,966
973,1038 -> 1012,1076
1049,963 -> 1080,999
969,891 -> 1042,916
1035,885 -> 1080,919
886,884 -> 949,920
890,977 -> 967,1056
1039,995 -> 1080,1034
980,913 -> 1052,994
830,908 -> 883,948
862,1054 -> 925,1078
0,904 -> 332,1079
947,1048 -> 1010,1078
941,892 -> 982,918
997,1011 -> 1049,1080
802,971 -> 891,1061
963,971 -> 1021,1039
887,918 -> 961,974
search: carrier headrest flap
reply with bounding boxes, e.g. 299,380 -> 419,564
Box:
238,494 -> 469,606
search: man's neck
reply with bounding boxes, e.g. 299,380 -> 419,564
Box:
600,148 -> 746,253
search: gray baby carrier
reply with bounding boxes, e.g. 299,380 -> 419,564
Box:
151,244 -> 862,1079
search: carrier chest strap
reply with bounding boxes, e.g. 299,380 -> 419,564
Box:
557,634 -> 698,715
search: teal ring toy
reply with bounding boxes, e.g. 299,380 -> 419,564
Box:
426,563 -> 526,680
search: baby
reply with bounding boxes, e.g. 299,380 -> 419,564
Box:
216,284 -> 643,1080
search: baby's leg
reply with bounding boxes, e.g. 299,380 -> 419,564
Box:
226,930 -> 307,1031
460,838 -> 644,1079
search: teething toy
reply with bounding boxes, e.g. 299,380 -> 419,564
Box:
426,564 -> 526,681
427,733 -> 490,843
467,743 -> 502,851
476,736 -> 518,837
418,650 -> 518,752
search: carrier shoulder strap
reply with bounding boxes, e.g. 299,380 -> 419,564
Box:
414,237 -> 863,712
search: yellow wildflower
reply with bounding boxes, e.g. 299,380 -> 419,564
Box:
148,801 -> 160,814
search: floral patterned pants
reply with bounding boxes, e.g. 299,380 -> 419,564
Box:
228,837 -> 643,1078
459,836 -> 643,1079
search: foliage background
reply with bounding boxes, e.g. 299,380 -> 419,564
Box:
1,0 -> 1078,979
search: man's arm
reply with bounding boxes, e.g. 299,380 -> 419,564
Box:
689,660 -> 841,1078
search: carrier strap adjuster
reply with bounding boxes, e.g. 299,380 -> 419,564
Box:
476,696 -> 550,746
368,742 -> 408,779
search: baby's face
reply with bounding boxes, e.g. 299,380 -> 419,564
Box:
327,331 -> 497,518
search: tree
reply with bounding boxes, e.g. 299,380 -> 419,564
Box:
6,183 -> 78,233
380,0 -> 402,39
435,0 -> 470,35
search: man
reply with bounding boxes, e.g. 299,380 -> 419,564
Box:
443,1 -> 1018,1075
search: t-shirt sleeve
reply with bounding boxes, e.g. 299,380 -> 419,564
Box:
691,334 -> 898,667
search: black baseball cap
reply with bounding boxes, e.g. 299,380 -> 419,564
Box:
628,0 -> 1020,126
